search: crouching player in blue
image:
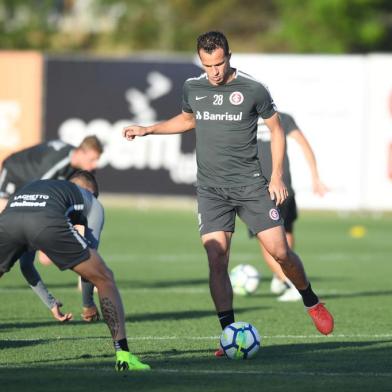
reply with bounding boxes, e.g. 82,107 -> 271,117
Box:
0,171 -> 150,371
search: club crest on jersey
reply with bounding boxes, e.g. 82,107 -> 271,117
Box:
269,208 -> 280,221
229,91 -> 244,105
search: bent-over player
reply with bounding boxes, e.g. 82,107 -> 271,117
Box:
0,171 -> 150,371
0,136 -> 103,321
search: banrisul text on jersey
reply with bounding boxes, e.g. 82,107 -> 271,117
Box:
182,70 -> 277,188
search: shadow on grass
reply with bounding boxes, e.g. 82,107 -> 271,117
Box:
0,335 -> 109,350
125,306 -> 267,323
320,289 -> 392,300
0,306 -> 266,333
1,340 -> 391,392
0,278 -> 208,291
0,282 -> 80,290
115,278 -> 208,289
0,319 -> 93,331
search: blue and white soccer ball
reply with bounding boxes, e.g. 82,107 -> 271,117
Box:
230,264 -> 261,296
220,321 -> 261,359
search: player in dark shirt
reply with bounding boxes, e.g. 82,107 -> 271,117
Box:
0,172 -> 150,371
0,136 -> 103,321
123,31 -> 334,355
254,112 -> 328,301
0,136 -> 103,209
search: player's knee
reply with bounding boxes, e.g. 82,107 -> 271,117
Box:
270,247 -> 291,263
102,266 -> 114,282
84,264 -> 114,288
98,266 -> 114,283
204,240 -> 228,259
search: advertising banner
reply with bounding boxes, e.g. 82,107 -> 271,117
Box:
0,51 -> 43,163
44,57 -> 200,195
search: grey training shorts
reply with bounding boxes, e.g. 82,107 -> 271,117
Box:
0,209 -> 90,274
196,180 -> 283,236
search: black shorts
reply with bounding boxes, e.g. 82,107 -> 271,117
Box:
247,194 -> 297,237
197,181 -> 284,236
0,210 -> 90,274
279,195 -> 298,233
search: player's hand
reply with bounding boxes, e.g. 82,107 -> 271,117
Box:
123,125 -> 148,141
312,178 -> 329,197
268,176 -> 288,206
51,301 -> 73,322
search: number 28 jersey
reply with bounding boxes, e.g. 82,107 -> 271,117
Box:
182,70 -> 277,187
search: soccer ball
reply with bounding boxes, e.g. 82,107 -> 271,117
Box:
230,264 -> 261,295
220,321 -> 261,359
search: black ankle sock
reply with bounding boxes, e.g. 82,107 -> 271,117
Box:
218,309 -> 235,330
298,283 -> 319,307
114,338 -> 129,352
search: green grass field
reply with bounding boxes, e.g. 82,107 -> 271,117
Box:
0,206 -> 391,391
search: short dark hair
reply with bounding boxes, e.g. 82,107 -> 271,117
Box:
69,170 -> 99,198
197,31 -> 230,56
78,135 -> 103,155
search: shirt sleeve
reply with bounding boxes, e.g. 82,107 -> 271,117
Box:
279,113 -> 299,136
254,83 -> 277,119
77,186 -> 104,249
84,197 -> 105,249
181,81 -> 193,113
40,143 -> 74,180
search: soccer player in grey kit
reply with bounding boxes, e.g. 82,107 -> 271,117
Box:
123,31 -> 334,356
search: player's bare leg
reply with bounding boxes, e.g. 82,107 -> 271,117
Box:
0,198 -> 8,214
259,240 -> 287,282
72,249 -> 150,370
257,226 -> 308,289
72,249 -> 125,340
258,232 -> 301,300
257,226 -> 334,334
202,231 -> 235,357
259,231 -> 295,281
202,231 -> 233,312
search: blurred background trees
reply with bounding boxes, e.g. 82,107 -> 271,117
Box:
0,0 -> 391,54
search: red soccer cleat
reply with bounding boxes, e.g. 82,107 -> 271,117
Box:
307,302 -> 334,335
214,347 -> 225,357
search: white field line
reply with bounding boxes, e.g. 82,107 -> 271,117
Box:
0,364 -> 390,378
2,333 -> 392,342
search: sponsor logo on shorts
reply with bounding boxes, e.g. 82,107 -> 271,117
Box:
269,208 -> 280,221
229,91 -> 244,105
